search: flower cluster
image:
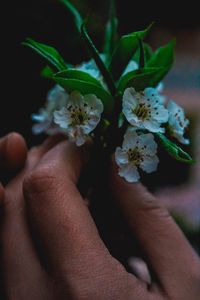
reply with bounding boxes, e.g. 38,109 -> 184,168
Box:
116,88 -> 189,182
25,0 -> 193,183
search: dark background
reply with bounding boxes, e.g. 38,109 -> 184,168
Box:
1,0 -> 200,147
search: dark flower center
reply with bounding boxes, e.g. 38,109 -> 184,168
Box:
128,148 -> 143,166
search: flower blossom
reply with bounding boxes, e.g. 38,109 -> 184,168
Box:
122,87 -> 168,133
32,85 -> 68,135
78,57 -> 139,78
77,59 -> 101,79
122,60 -> 138,75
115,128 -> 159,182
54,91 -> 103,146
76,54 -> 106,79
167,100 -> 189,144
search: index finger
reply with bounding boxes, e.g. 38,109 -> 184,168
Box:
23,141 -> 117,280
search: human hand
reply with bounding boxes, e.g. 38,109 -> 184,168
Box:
0,132 -> 27,200
1,136 -> 200,299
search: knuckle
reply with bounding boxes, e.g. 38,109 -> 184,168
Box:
137,192 -> 170,218
23,167 -> 57,197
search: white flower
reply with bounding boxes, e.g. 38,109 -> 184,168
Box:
115,128 -> 159,183
122,60 -> 138,75
32,85 -> 68,135
156,82 -> 166,103
54,91 -> 103,146
122,87 -> 168,133
76,54 -> 106,79
167,100 -> 190,145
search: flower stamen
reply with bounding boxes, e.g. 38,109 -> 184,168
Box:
128,148 -> 143,166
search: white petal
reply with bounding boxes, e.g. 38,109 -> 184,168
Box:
151,105 -> 169,123
168,116 -> 181,132
123,127 -> 139,149
167,100 -> 179,113
122,88 -> 140,126
75,127 -> 87,146
76,134 -> 86,146
144,88 -> 163,104
156,82 -> 164,93
123,88 -> 138,111
172,132 -> 190,145
53,108 -> 71,129
67,126 -> 86,146
31,112 -> 47,122
143,120 -> 165,133
32,120 -> 51,135
115,147 -> 129,165
76,55 -> 106,79
140,155 -> 159,173
123,60 -> 138,75
82,115 -> 101,134
138,133 -> 158,155
47,85 -> 68,107
167,100 -> 189,144
122,110 -> 140,127
77,59 -> 100,79
118,164 -> 140,183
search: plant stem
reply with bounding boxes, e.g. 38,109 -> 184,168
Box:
81,23 -> 117,97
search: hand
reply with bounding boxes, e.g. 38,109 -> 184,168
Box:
0,132 -> 27,201
1,136 -> 200,299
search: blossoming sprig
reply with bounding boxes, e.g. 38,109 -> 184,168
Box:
23,0 -> 195,183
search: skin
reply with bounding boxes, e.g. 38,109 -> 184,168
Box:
0,133 -> 200,299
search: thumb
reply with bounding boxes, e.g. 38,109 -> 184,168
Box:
110,159 -> 200,291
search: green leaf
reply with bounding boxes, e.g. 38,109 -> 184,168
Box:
156,133 -> 194,164
52,77 -> 114,113
117,67 -> 166,93
103,0 -> 119,65
138,39 -> 145,69
59,0 -> 83,32
143,43 -> 153,62
41,66 -> 54,78
22,38 -> 66,71
109,24 -> 152,80
81,22 -> 117,97
54,69 -> 103,87
132,43 -> 153,65
147,39 -> 175,72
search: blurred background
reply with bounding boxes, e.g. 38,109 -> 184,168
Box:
1,0 -> 200,142
0,0 -> 200,256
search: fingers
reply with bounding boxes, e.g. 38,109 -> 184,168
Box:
1,136 -> 66,299
23,141 -> 117,281
111,161 -> 200,293
26,134 -> 66,169
0,133 -> 27,170
2,170 -> 54,299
